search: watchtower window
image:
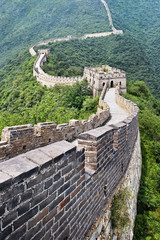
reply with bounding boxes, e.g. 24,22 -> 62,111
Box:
120,82 -> 121,86
121,163 -> 124,172
23,145 -> 26,150
110,81 -> 114,88
103,82 -> 105,86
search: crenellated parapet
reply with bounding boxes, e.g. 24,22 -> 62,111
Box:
33,50 -> 84,88
0,84 -> 110,162
0,88 -> 139,240
33,48 -> 127,95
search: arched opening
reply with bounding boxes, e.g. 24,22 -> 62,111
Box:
103,82 -> 105,86
120,81 -> 121,86
110,81 -> 114,88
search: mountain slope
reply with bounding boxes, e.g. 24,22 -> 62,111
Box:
107,0 -> 160,96
0,0 -> 110,68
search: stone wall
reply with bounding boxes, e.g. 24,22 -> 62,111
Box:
86,132 -> 142,240
33,52 -> 83,88
0,90 -> 139,240
29,31 -> 122,57
0,85 -> 110,162
33,47 -> 126,94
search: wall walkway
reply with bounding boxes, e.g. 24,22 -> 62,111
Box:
105,88 -> 129,125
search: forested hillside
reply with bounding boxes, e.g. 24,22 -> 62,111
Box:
125,82 -> 160,240
0,51 -> 98,137
1,0 -> 160,96
41,35 -> 150,83
107,0 -> 160,97
0,0 -> 110,68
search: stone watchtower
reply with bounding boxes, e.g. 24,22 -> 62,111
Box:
38,49 -> 50,57
83,65 -> 127,97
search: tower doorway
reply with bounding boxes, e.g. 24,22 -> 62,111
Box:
110,81 -> 114,88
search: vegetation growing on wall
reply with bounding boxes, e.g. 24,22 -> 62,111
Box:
111,187 -> 131,237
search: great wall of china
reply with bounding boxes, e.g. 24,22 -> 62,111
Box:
0,81 -> 141,239
0,1 -> 142,239
29,0 -> 123,57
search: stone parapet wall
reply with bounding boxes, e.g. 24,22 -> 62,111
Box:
33,50 -> 83,88
115,86 -> 135,114
86,132 -> 142,240
0,84 -> 110,162
0,90 -> 139,240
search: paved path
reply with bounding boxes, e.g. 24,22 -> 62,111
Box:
104,88 -> 129,125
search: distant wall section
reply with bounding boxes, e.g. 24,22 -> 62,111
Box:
33,50 -> 127,96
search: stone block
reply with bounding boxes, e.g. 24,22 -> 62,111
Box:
25,149 -> 52,169
0,225 -> 12,240
3,210 -> 17,228
14,206 -> 38,230
0,172 -> 12,191
48,194 -> 64,212
62,164 -> 72,176
78,126 -> 113,141
0,155 -> 38,182
58,182 -> 70,195
69,119 -> 80,127
43,207 -> 57,225
40,144 -> 63,162
18,202 -> 30,216
52,140 -> 76,154
53,172 -> 60,182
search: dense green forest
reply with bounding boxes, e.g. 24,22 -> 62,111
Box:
0,0 -> 110,68
125,81 -> 160,240
0,51 -> 98,137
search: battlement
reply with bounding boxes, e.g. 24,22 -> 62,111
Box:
33,50 -> 84,88
0,84 -> 110,162
33,49 -> 126,95
0,88 -> 139,240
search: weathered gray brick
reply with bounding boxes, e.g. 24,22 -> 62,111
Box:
14,206 -> 38,230
3,211 -> 17,228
